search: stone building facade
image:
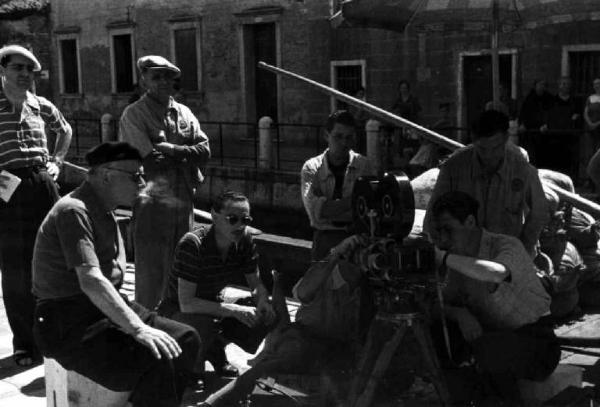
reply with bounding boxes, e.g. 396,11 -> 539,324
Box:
48,0 -> 600,132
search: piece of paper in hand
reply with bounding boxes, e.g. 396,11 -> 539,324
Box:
0,170 -> 21,202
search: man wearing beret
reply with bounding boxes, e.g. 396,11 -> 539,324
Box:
0,44 -> 72,366
119,55 -> 210,310
32,142 -> 200,407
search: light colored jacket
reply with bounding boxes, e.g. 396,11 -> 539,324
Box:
301,149 -> 374,230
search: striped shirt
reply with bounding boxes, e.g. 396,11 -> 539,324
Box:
0,91 -> 71,170
164,226 -> 258,308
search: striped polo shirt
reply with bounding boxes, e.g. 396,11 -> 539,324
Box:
163,226 -> 258,309
0,91 -> 71,170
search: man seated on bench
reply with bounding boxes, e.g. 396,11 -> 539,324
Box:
32,142 -> 200,407
157,191 -> 276,378
428,190 -> 560,405
198,234 -> 369,407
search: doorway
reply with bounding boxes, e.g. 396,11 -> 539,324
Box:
459,51 -> 517,141
243,22 -> 278,123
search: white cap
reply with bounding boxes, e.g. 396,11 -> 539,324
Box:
0,45 -> 41,71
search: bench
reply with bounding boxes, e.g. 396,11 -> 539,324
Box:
44,358 -> 132,407
518,364 -> 583,406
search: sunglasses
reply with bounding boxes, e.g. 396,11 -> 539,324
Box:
224,214 -> 253,226
106,167 -> 145,183
7,63 -> 35,73
149,72 -> 175,81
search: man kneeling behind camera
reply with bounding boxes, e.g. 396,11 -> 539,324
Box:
199,234 -> 370,406
429,191 -> 560,405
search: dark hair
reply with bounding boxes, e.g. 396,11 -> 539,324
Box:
471,109 -> 509,140
0,54 -> 12,67
430,191 -> 479,225
211,191 -> 249,212
325,110 -> 356,132
398,80 -> 410,90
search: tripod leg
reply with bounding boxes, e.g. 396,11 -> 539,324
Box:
412,320 -> 451,406
353,324 -> 408,407
347,321 -> 378,405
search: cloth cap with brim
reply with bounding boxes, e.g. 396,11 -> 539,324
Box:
137,55 -> 180,78
0,45 -> 41,72
85,142 -> 142,167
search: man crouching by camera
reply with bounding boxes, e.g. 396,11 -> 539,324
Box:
429,191 -> 560,406
198,234 -> 370,407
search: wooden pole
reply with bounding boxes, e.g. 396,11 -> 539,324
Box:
491,0 -> 500,109
257,61 -> 600,218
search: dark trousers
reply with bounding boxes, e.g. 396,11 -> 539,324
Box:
0,166 -> 58,355
431,316 -> 560,404
33,295 -> 200,407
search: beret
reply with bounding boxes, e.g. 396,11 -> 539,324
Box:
0,45 -> 41,71
136,55 -> 180,78
85,142 -> 142,167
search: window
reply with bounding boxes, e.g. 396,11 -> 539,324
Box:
57,36 -> 81,94
109,28 -> 136,93
562,44 -> 600,98
170,19 -> 202,92
330,60 -> 366,110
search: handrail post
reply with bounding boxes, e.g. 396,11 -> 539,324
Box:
366,119 -> 381,174
258,116 -> 273,169
219,123 -> 224,166
101,113 -> 115,142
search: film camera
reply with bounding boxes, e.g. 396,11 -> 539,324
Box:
349,172 -> 437,316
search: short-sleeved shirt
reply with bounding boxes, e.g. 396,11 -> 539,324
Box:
32,182 -> 125,300
301,149 -> 374,230
163,226 -> 258,309
424,143 -> 548,253
0,90 -> 71,170
444,229 -> 551,331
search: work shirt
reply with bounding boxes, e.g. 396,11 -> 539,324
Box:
292,260 -> 361,341
163,226 -> 258,309
32,182 -> 125,300
424,144 -> 548,254
301,149 -> 374,230
444,229 -> 551,330
119,93 -> 210,198
0,90 -> 71,170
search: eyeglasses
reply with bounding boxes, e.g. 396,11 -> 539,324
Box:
224,214 -> 253,226
105,167 -> 145,183
7,63 -> 35,73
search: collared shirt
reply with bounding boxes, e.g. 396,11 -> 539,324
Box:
0,90 -> 71,170
119,93 -> 210,197
424,143 -> 548,253
163,226 -> 258,308
32,182 -> 125,300
292,260 -> 361,341
301,149 -> 374,230
444,229 -> 551,331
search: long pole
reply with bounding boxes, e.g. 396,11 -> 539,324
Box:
257,61 -> 600,218
491,0 -> 500,109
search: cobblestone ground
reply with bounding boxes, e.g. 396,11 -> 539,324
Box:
1,266 -> 600,406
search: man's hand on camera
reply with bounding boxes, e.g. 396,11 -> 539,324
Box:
132,325 -> 182,360
332,235 -> 367,260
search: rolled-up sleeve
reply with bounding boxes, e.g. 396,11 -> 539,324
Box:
423,164 -> 453,239
119,105 -> 154,157
301,160 -> 327,226
55,208 -> 101,271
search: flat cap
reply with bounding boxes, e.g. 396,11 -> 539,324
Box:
137,55 -> 180,78
0,45 -> 41,71
85,142 -> 142,167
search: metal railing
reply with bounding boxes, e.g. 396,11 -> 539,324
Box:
65,117 -> 118,162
